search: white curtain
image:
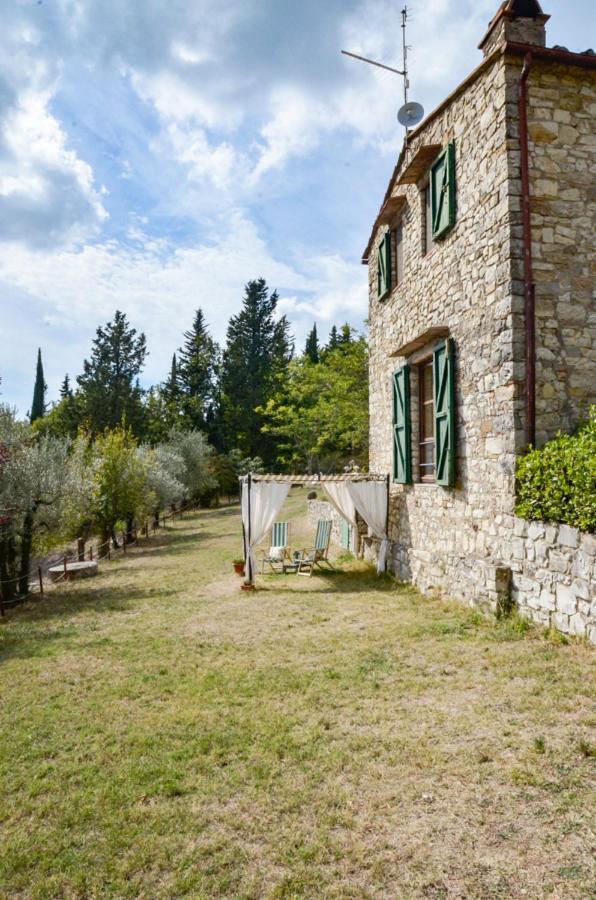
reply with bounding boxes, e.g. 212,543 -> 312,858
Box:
345,481 -> 389,574
322,482 -> 359,530
323,480 -> 389,573
241,480 -> 290,582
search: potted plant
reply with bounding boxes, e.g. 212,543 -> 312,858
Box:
233,558 -> 245,576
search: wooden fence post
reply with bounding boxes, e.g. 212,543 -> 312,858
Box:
77,537 -> 85,562
38,566 -> 44,596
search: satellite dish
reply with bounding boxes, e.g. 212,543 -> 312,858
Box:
397,101 -> 424,128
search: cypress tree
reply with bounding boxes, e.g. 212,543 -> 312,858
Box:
219,278 -> 293,463
178,310 -> 219,433
304,324 -> 320,364
30,348 -> 47,422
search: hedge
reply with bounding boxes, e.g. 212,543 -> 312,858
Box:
515,406 -> 596,533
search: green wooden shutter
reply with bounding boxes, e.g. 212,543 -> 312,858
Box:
377,231 -> 392,299
431,143 -> 456,240
433,338 -> 456,487
392,365 -> 411,484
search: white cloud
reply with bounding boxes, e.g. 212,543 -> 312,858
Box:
0,89 -> 108,247
0,211 -> 366,406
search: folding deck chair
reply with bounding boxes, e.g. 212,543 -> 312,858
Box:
296,519 -> 333,576
260,521 -> 290,573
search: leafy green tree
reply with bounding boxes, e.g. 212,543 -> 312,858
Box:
261,332 -> 369,473
138,444 -> 185,526
165,430 -> 216,503
304,324 -> 320,364
178,310 -> 219,434
30,349 -> 47,422
337,323 -> 354,348
77,311 -> 147,435
0,408 -> 73,595
91,426 -> 153,548
219,279 -> 293,464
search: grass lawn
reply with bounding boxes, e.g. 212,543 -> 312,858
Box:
1,489 -> 594,899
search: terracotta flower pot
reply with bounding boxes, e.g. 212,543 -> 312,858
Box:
233,561 -> 245,576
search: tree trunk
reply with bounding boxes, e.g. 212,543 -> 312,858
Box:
153,508 -> 160,529
125,515 -> 135,545
18,511 -> 34,596
0,529 -> 15,603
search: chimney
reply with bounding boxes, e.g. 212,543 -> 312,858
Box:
479,0 -> 550,57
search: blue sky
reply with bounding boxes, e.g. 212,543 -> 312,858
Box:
0,0 -> 593,414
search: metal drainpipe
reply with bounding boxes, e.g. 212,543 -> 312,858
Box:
519,52 -> 536,448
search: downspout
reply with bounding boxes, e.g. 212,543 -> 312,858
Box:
519,52 -> 536,448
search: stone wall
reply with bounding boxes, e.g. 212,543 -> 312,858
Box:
517,59 -> 596,444
365,518 -> 595,641
307,499 -> 355,551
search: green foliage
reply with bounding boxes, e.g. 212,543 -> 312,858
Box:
177,310 -> 220,436
304,324 -> 320,364
165,430 -> 216,502
219,279 -> 293,464
515,408 -> 596,532
261,329 -> 369,472
90,426 -> 153,542
77,310 -> 147,435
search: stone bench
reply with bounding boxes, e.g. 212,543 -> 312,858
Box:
48,561 -> 99,582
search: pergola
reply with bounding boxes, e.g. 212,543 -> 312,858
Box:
239,472 -> 391,585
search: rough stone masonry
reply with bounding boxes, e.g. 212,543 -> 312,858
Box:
364,1 -> 596,639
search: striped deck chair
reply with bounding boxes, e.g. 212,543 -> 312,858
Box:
260,521 -> 290,574
296,520 -> 333,576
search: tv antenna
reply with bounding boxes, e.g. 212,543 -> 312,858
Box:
341,6 -> 424,137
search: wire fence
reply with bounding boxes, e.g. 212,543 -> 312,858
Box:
0,502 -> 198,618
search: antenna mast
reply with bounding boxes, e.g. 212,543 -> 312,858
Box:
401,6 -> 409,108
341,3 -> 424,138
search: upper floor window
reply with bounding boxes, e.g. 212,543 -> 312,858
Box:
377,230 -> 391,300
430,142 -> 456,240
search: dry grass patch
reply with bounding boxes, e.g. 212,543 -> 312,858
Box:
0,491 -> 594,898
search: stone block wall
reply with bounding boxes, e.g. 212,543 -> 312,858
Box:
365,518 -> 595,642
307,499 -> 355,551
504,521 -> 595,640
505,58 -> 596,445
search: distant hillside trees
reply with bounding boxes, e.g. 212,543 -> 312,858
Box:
24,277 -> 368,479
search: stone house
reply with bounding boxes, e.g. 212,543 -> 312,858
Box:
364,1 -> 596,635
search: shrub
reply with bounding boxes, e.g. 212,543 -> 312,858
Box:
515,407 -> 595,533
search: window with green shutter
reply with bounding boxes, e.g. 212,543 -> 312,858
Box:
392,365 -> 412,484
430,143 -> 456,240
433,338 -> 456,487
377,230 -> 392,300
